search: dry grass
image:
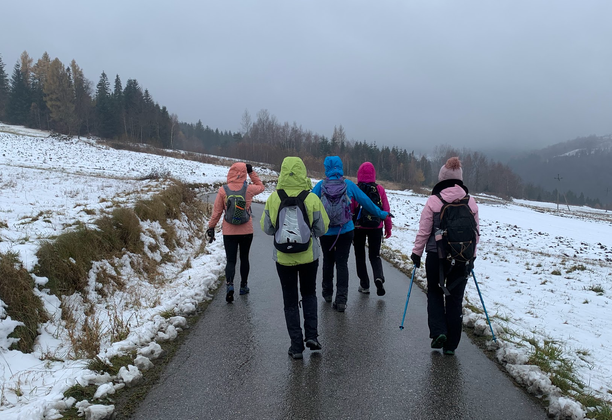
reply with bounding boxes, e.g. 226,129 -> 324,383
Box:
0,251 -> 48,352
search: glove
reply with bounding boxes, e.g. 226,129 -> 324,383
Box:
384,229 -> 392,239
246,164 -> 253,174
387,212 -> 394,218
206,227 -> 216,243
411,252 -> 421,268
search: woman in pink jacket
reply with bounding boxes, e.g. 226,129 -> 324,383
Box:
410,157 -> 479,355
207,162 -> 265,303
350,162 -> 392,296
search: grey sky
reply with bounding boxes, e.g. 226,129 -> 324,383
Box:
2,0 -> 611,152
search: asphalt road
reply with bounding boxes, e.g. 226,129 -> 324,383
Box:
131,203 -> 547,420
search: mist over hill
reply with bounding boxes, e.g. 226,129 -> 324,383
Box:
506,134 -> 612,206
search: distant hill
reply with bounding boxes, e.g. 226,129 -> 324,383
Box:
507,134 -> 612,206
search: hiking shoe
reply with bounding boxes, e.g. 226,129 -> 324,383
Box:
443,348 -> 455,356
358,286 -> 370,294
332,302 -> 346,312
239,286 -> 250,295
322,294 -> 332,303
288,347 -> 303,360
431,334 -> 447,349
305,339 -> 322,351
225,284 -> 234,303
374,278 -> 386,296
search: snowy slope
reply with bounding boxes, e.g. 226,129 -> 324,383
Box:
1,123 -> 610,419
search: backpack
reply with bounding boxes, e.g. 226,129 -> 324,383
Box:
223,182 -> 250,225
436,193 -> 477,263
274,190 -> 311,253
321,178 -> 352,227
353,182 -> 382,228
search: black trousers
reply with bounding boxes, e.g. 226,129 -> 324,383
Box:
276,260 -> 319,351
223,234 -> 253,286
319,230 -> 354,305
425,253 -> 468,351
352,228 -> 384,289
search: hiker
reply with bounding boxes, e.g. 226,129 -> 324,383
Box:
351,162 -> 392,296
410,157 -> 479,355
261,157 -> 329,359
207,162 -> 265,303
312,156 -> 390,312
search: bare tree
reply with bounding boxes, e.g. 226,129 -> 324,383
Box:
170,113 -> 178,149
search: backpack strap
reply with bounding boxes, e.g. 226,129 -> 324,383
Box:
435,192 -> 447,205
277,189 -> 288,200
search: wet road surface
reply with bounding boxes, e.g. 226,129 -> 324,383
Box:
132,203 -> 547,420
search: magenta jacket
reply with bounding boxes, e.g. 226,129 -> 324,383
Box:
412,181 -> 479,257
350,162 -> 392,237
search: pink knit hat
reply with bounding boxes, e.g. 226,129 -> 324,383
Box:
438,157 -> 463,182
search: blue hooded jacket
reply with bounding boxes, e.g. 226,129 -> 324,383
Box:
312,156 -> 389,236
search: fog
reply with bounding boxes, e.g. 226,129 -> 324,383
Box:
2,0 -> 611,152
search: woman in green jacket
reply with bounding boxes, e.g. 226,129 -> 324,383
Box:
261,157 -> 329,359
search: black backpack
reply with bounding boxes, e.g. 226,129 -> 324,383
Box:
436,193 -> 477,263
274,190 -> 312,253
353,182 -> 382,228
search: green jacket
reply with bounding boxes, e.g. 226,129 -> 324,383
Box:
261,157 -> 329,266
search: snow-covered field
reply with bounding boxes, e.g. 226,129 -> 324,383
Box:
0,123 -> 610,419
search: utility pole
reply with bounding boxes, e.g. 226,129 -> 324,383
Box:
554,174 -> 562,211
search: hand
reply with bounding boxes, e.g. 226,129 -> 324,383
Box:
468,256 -> 476,270
411,252 -> 421,268
387,212 -> 394,218
206,227 -> 216,243
246,164 -> 253,174
384,229 -> 392,239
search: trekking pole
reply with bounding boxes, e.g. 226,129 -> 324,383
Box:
471,269 -> 497,342
399,266 -> 417,330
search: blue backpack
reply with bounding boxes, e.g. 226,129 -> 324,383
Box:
321,178 -> 352,227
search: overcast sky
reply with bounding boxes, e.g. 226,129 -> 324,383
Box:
1,0 -> 611,153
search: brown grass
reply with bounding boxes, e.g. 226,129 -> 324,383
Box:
0,251 -> 48,352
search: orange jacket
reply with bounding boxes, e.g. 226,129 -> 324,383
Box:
208,162 -> 265,235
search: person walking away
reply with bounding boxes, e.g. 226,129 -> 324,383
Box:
207,162 -> 265,303
410,157 -> 479,355
351,162 -> 392,296
312,156 -> 390,312
261,157 -> 329,359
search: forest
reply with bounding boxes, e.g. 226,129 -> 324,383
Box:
0,51 -> 603,208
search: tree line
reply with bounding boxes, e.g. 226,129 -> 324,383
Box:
0,51 -> 177,148
0,51 -> 603,207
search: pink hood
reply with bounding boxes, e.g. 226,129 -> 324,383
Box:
357,162 -> 376,183
226,162 -> 248,188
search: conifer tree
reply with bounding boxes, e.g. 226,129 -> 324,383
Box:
123,79 -> 143,140
112,75 -> 125,137
6,63 -> 31,125
0,54 -> 9,121
70,60 -> 93,136
95,71 -> 115,139
44,58 -> 75,134
31,52 -> 52,129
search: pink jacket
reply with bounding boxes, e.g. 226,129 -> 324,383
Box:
208,162 -> 265,235
350,162 -> 392,236
412,183 -> 479,257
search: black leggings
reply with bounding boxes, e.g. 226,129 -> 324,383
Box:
320,230 -> 354,304
425,253 -> 468,351
353,228 -> 384,289
223,234 -> 253,286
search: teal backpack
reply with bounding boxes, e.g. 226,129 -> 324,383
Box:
223,182 -> 250,225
